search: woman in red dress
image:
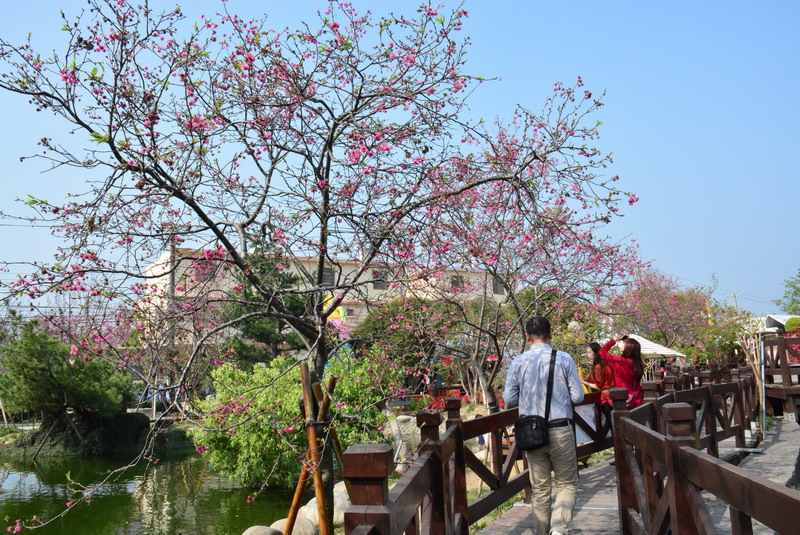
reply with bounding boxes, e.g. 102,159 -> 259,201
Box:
583,342 -> 616,421
600,335 -> 645,409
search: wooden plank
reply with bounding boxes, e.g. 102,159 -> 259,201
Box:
624,508 -> 647,535
386,457 -> 434,533
729,505 -> 754,535
618,419 -> 669,464
463,448 -> 499,489
467,472 -> 530,523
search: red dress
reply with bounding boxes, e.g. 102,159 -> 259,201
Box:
600,339 -> 643,409
586,362 -> 616,406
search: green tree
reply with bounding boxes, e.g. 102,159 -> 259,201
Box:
776,268 -> 800,315
224,254 -> 307,368
353,297 -> 459,365
191,353 -> 402,488
0,321 -> 134,428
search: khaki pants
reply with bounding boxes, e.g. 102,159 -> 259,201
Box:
524,425 -> 578,534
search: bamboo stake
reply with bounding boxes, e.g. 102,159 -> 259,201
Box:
284,463 -> 310,534
286,373 -> 340,534
318,375 -> 338,420
300,363 -> 332,535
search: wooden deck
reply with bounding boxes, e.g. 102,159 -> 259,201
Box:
476,419 -> 800,534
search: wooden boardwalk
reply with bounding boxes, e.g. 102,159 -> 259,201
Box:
476,419 -> 800,534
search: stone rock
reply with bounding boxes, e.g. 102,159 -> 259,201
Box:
333,480 -> 348,495
242,527 -> 282,535
333,491 -> 351,526
299,504 -> 319,526
270,516 -> 318,535
396,415 -> 414,424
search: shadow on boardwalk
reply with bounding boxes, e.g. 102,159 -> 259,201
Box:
477,419 -> 800,535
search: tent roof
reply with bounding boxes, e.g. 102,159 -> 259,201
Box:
627,334 -> 686,358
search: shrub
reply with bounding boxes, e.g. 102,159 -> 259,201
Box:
784,317 -> 800,334
191,351 -> 404,488
0,322 -> 134,425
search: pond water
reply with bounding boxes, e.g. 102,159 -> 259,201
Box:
0,454 -> 293,534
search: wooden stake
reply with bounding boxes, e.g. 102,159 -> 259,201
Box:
300,363 -> 332,535
284,462 -> 310,535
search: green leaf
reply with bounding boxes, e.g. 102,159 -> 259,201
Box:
24,195 -> 47,206
89,132 -> 109,144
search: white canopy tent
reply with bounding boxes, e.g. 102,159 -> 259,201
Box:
626,334 -> 686,360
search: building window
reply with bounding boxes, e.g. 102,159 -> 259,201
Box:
321,267 -> 334,286
450,275 -> 464,290
372,270 -> 388,290
492,275 -> 505,296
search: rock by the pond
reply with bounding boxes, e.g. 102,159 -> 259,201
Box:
303,491 -> 351,527
333,480 -> 348,495
242,527 -> 281,535
270,516 -> 318,535
299,503 -> 319,526
332,491 -> 351,526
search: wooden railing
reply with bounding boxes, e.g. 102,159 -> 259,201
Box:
343,387 -> 622,534
762,332 -> 800,416
612,370 -> 800,534
343,366 -> 781,535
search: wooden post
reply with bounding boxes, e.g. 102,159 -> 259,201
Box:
342,444 -> 393,535
701,386 -> 718,457
418,411 -> 447,535
642,381 -> 660,401
699,370 -> 712,387
663,375 -> 676,393
777,334 -> 795,415
609,388 -> 633,535
733,379 -> 747,447
663,403 -> 704,535
300,363 -> 332,535
445,398 -> 468,533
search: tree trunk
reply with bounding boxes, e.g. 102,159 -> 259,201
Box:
311,338 -> 335,532
474,365 -> 501,414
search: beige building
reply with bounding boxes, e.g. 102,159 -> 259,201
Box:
143,248 -> 507,330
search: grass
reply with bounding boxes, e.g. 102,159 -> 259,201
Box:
468,489 -> 525,534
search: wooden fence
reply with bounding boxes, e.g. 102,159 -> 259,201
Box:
613,373 -> 798,534
762,332 -> 800,416
342,366 -> 796,535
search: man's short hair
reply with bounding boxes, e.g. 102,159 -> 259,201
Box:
525,316 -> 551,338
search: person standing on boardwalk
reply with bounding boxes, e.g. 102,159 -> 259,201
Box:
600,335 -> 645,409
503,316 -> 584,535
582,342 -> 616,424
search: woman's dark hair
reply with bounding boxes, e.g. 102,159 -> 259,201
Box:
587,342 -> 604,368
621,337 -> 645,383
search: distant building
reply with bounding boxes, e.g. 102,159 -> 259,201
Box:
142,248 -> 507,330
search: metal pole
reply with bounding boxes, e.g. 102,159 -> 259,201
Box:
760,336 -> 767,436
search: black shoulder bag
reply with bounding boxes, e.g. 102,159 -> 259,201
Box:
514,349 -> 557,451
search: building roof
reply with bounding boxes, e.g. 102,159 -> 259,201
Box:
627,334 -> 686,359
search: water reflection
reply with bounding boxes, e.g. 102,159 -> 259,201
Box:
0,455 -> 291,534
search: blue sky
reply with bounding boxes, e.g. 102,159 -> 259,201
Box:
0,0 -> 797,315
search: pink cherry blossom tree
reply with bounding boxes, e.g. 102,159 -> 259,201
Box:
0,0 -> 636,389
0,0 -> 640,526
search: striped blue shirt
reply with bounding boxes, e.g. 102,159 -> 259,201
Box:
503,343 -> 584,420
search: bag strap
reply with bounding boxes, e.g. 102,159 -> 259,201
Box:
544,349 -> 557,422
